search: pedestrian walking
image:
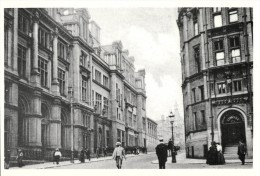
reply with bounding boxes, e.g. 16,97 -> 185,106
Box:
4,149 -> 11,169
216,143 -> 225,165
237,140 -> 247,165
17,148 -> 24,167
112,142 -> 126,169
85,148 -> 91,161
54,148 -> 62,165
96,147 -> 99,159
155,138 -> 168,169
103,146 -> 108,157
206,141 -> 218,165
79,148 -> 85,163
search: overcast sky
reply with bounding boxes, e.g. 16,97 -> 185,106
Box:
89,8 -> 183,121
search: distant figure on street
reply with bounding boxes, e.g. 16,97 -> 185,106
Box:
206,141 -> 218,165
237,140 -> 247,165
155,138 -> 168,169
79,148 -> 85,163
216,143 -> 225,165
4,149 -> 11,169
54,148 -> 62,165
103,146 -> 108,157
112,142 -> 126,169
85,148 -> 91,161
17,148 -> 24,167
96,147 -> 99,159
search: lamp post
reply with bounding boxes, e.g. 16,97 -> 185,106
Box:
68,87 -> 74,163
169,111 -> 176,163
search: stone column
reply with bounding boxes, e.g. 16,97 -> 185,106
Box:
26,89 -> 42,147
110,72 -> 118,147
49,98 -> 61,149
13,9 -> 18,74
52,27 -> 60,95
7,21 -> 13,68
31,11 -> 40,87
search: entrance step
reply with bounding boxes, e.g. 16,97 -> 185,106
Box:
223,146 -> 237,159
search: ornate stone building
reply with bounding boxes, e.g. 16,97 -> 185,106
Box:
177,8 -> 253,158
4,8 -> 147,161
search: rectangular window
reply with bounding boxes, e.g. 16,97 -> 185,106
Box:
103,75 -> 109,88
117,129 -> 121,142
194,21 -> 199,36
201,110 -> 206,124
199,85 -> 204,101
217,82 -> 226,94
194,112 -> 197,130
18,45 -> 27,78
80,52 -> 88,68
229,36 -> 240,48
38,28 -> 50,49
214,40 -> 224,51
143,118 -> 146,130
210,83 -> 215,94
38,57 -> 48,87
18,14 -> 29,34
128,111 -> 132,127
58,68 -> 66,96
4,118 -> 11,148
95,70 -> 101,84
229,9 -> 238,23
103,97 -> 108,117
133,115 -> 137,129
233,80 -> 242,92
95,93 -> 102,114
213,14 -> 222,28
216,51 -> 225,66
194,46 -> 201,73
192,88 -> 196,103
82,76 -> 88,101
58,42 -> 66,60
231,49 -> 241,63
4,25 -> 8,65
5,82 -> 11,103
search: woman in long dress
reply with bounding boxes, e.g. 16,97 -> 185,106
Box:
216,143 -> 225,165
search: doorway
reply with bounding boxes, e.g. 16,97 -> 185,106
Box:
221,110 -> 246,147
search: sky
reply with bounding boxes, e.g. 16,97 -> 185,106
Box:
88,8 -> 183,121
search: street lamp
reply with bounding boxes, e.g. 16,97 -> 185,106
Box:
169,111 -> 176,163
68,87 -> 74,163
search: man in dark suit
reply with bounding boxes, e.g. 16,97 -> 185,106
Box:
155,138 -> 168,169
237,140 -> 247,165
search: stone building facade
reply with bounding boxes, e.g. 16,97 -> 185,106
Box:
4,8 -> 147,160
177,8 -> 253,158
146,117 -> 158,152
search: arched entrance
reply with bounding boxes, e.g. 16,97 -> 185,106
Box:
220,110 -> 246,147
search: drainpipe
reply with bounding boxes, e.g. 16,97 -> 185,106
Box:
204,8 -> 214,142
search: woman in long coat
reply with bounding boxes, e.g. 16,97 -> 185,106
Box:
206,142 -> 218,165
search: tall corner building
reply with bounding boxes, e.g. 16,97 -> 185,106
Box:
177,8 -> 253,158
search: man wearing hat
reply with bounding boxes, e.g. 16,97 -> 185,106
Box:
112,141 -> 126,169
155,138 -> 168,169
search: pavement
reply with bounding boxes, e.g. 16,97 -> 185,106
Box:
151,152 -> 253,164
10,152 -> 154,169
